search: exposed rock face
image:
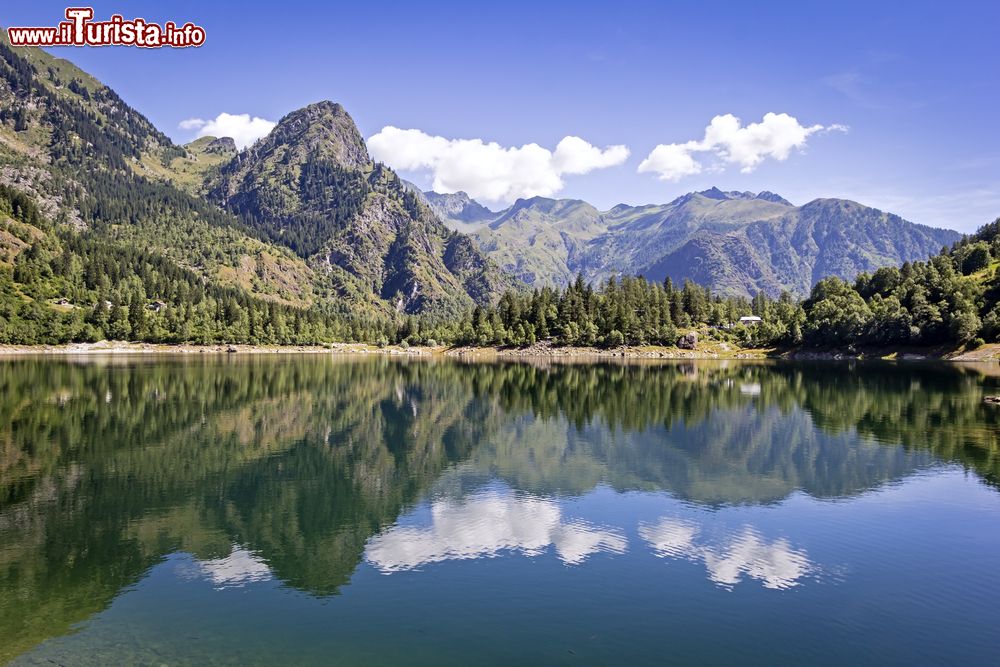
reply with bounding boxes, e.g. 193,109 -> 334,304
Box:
423,191 -> 497,230
205,137 -> 237,154
677,332 -> 698,350
211,101 -> 370,205
254,101 -> 369,169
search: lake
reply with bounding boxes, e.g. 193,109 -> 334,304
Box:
1,355 -> 999,665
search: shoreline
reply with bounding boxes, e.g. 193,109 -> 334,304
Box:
0,340 -> 998,361
0,341 -> 759,359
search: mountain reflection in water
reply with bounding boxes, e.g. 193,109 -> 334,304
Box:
2,356 -> 1000,665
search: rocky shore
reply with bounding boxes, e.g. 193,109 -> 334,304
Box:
0,340 -> 997,362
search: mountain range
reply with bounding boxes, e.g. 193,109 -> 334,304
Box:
419,186 -> 960,297
0,37 -> 508,320
0,35 -> 962,329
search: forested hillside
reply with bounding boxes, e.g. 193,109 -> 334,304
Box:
406,219 -> 1000,352
0,184 -> 391,344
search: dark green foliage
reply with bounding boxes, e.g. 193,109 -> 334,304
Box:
159,144 -> 186,166
958,241 -> 991,275
800,219 -> 1000,348
0,187 -> 389,345
803,277 -> 872,347
430,217 -> 1000,351
0,184 -> 45,228
222,152 -> 370,258
410,274 -> 804,349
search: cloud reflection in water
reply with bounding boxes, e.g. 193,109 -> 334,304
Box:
194,546 -> 273,588
639,517 -> 812,589
365,490 -> 627,572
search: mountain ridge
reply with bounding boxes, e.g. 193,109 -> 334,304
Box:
423,186 -> 960,297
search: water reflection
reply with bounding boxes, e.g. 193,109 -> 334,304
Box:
366,485 -> 627,571
639,517 -> 812,590
468,405 -> 934,504
187,546 -> 274,589
1,356 -> 999,662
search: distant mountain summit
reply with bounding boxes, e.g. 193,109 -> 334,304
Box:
691,187 -> 793,206
421,191 -> 496,233
755,191 -> 793,205
203,136 -> 237,155
422,187 -> 959,297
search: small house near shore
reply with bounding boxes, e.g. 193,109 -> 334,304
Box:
739,315 -> 762,325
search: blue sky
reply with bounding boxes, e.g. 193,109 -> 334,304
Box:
5,1 -> 999,231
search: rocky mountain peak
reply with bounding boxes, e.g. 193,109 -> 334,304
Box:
698,186 -> 730,200
755,191 -> 792,206
691,187 -> 792,206
204,136 -> 237,154
247,100 -> 370,169
422,191 -> 497,231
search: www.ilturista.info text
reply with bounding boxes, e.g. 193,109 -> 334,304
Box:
7,7 -> 205,48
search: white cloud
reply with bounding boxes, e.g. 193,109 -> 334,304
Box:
636,141 -> 705,181
177,118 -> 205,131
639,112 -> 847,181
365,490 -> 627,572
367,127 -> 629,205
178,112 -> 276,149
551,135 -> 630,173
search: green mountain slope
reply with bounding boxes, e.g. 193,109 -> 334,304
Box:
0,40 -> 512,345
207,101 -> 513,316
428,186 -> 961,297
473,197 -> 608,287
643,197 -> 960,296
0,37 -> 331,311
583,189 -> 797,287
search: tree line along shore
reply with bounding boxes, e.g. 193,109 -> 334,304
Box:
3,184 -> 1000,356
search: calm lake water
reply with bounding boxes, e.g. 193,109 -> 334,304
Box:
2,356 -> 999,665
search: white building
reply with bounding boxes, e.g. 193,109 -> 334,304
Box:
739,315 -> 762,325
